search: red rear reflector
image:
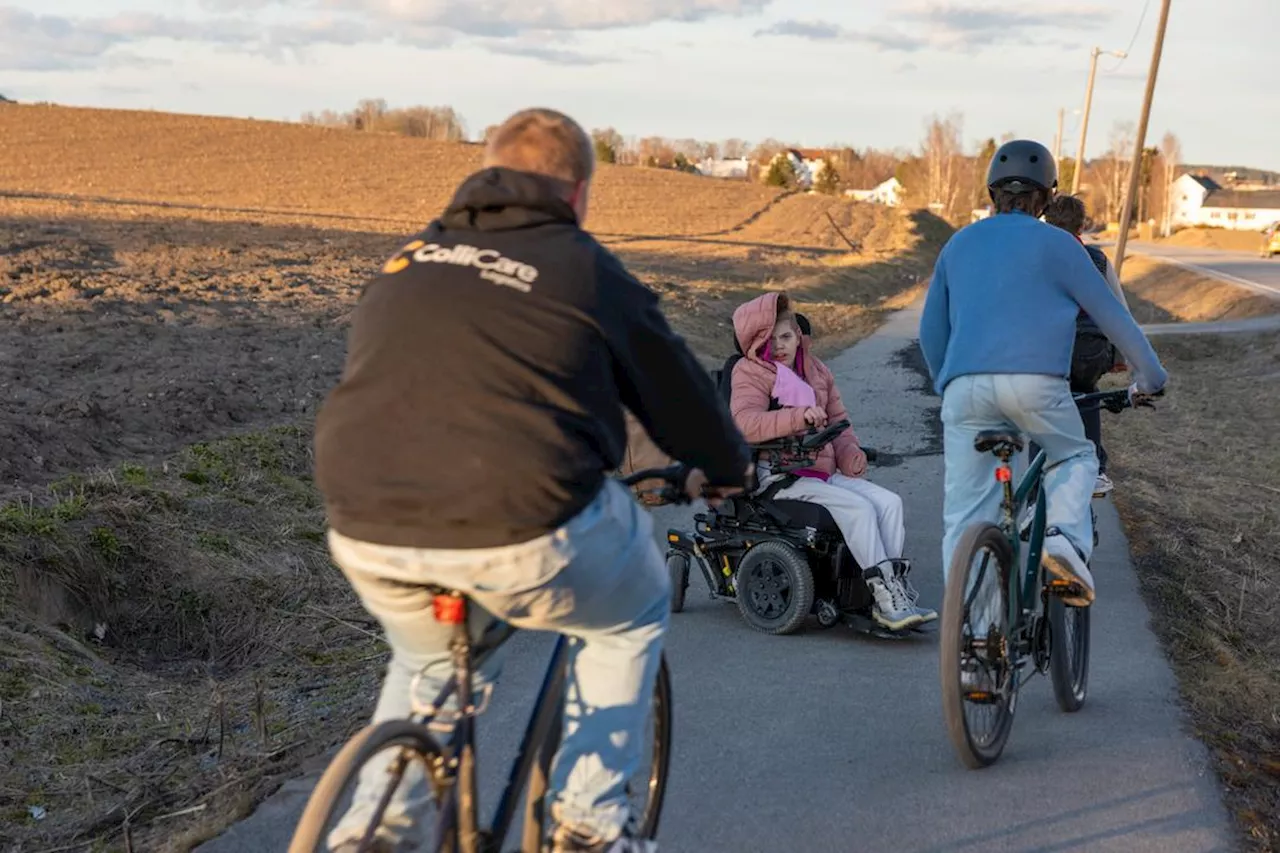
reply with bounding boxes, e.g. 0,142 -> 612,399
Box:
995,466 -> 1012,483
433,594 -> 466,625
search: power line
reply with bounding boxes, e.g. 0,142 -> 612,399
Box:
1103,0 -> 1153,73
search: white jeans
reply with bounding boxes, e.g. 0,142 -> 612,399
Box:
940,373 -> 1098,581
325,480 -> 669,848
772,473 -> 905,569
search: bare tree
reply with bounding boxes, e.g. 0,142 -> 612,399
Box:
1096,121 -> 1135,223
749,138 -> 791,170
721,138 -> 748,159
1159,131 -> 1182,236
637,136 -> 676,168
920,112 -> 965,220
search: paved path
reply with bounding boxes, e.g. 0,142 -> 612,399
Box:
1120,241 -> 1280,299
198,303 -> 1236,853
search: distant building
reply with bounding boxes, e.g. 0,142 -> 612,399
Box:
696,157 -> 750,180
845,177 -> 903,207
1170,173 -> 1280,231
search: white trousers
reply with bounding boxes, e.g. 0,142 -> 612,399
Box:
773,473 -> 905,569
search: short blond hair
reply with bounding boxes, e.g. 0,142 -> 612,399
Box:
483,108 -> 594,184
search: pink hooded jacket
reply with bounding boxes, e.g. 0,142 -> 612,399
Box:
729,292 -> 867,478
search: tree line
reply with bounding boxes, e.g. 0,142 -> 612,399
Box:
301,100 -> 1185,229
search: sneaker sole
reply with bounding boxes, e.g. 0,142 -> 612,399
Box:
873,611 -> 926,631
1043,554 -> 1095,607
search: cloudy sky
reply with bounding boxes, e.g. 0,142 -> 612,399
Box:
1,0 -> 1274,170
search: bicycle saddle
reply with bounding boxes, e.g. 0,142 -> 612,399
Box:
974,430 -> 1025,454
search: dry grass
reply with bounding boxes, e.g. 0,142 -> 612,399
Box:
1159,227 -> 1272,254
0,104 -> 783,238
0,428 -> 385,852
1103,252 -> 1279,325
1107,330 -> 1280,850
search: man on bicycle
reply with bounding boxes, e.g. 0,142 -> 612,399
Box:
919,139 -> 1168,607
313,107 -> 752,852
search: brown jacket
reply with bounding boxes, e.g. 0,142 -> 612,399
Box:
729,292 -> 866,477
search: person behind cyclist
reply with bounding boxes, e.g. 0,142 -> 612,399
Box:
919,139 -> 1168,607
728,291 -> 936,630
1041,193 -> 1134,496
313,107 -> 752,853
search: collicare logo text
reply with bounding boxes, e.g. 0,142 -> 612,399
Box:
383,241 -> 538,292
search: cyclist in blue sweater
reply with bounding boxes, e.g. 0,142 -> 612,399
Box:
919,139 -> 1168,606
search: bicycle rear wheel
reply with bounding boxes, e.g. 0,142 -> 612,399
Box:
533,653 -> 673,842
1049,595 -> 1091,712
940,523 -> 1019,769
288,720 -> 454,853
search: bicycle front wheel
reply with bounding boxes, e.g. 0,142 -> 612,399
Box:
636,653 -> 673,838
289,720 -> 454,853
940,523 -> 1019,769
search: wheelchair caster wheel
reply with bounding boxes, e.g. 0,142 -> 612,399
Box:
816,599 -> 841,629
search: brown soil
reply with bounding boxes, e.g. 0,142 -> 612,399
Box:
1107,330 -> 1280,851
0,106 -> 953,851
0,104 -> 781,238
1159,227 -> 1271,254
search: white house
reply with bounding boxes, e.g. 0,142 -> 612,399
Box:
696,156 -> 750,180
845,177 -> 903,207
1169,173 -> 1280,231
760,149 -> 826,189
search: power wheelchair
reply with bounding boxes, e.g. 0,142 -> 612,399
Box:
663,418 -> 929,638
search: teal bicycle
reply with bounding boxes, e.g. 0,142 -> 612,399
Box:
939,387 -> 1159,768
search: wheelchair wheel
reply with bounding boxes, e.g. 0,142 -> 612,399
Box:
734,541 -> 814,635
667,553 -> 690,613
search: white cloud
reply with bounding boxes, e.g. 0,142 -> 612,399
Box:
1,0 -> 771,71
0,5 -> 411,70
756,2 -> 1115,53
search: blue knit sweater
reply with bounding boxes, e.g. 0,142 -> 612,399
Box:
919,211 -> 1167,396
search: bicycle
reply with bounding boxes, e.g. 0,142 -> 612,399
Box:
939,387 -> 1160,769
288,463 -> 702,853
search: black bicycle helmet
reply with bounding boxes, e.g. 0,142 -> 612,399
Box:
986,139 -> 1057,194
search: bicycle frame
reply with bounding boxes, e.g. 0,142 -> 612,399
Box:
995,448 -> 1050,660
995,388 -> 1131,658
401,595 -> 568,853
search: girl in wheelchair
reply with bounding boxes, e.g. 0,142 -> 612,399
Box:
729,292 -> 936,631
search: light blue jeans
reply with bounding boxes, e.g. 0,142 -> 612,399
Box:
940,374 -> 1098,580
325,480 -> 670,848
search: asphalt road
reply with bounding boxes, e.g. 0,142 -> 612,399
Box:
1122,240 -> 1280,299
198,303 -> 1235,853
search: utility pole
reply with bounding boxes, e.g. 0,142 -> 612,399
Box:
1053,108 -> 1065,164
1071,46 -> 1127,196
1113,0 -> 1173,279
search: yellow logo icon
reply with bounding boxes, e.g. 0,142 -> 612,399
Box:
382,239 -> 426,274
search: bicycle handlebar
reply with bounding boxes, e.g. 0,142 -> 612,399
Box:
619,463 -> 755,506
1073,387 -> 1164,414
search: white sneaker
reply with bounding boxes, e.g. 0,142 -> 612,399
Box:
1042,532 -> 1095,607
1093,473 -> 1114,497
891,560 -> 937,624
864,564 -> 925,631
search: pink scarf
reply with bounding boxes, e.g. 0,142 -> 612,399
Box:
772,362 -> 816,407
